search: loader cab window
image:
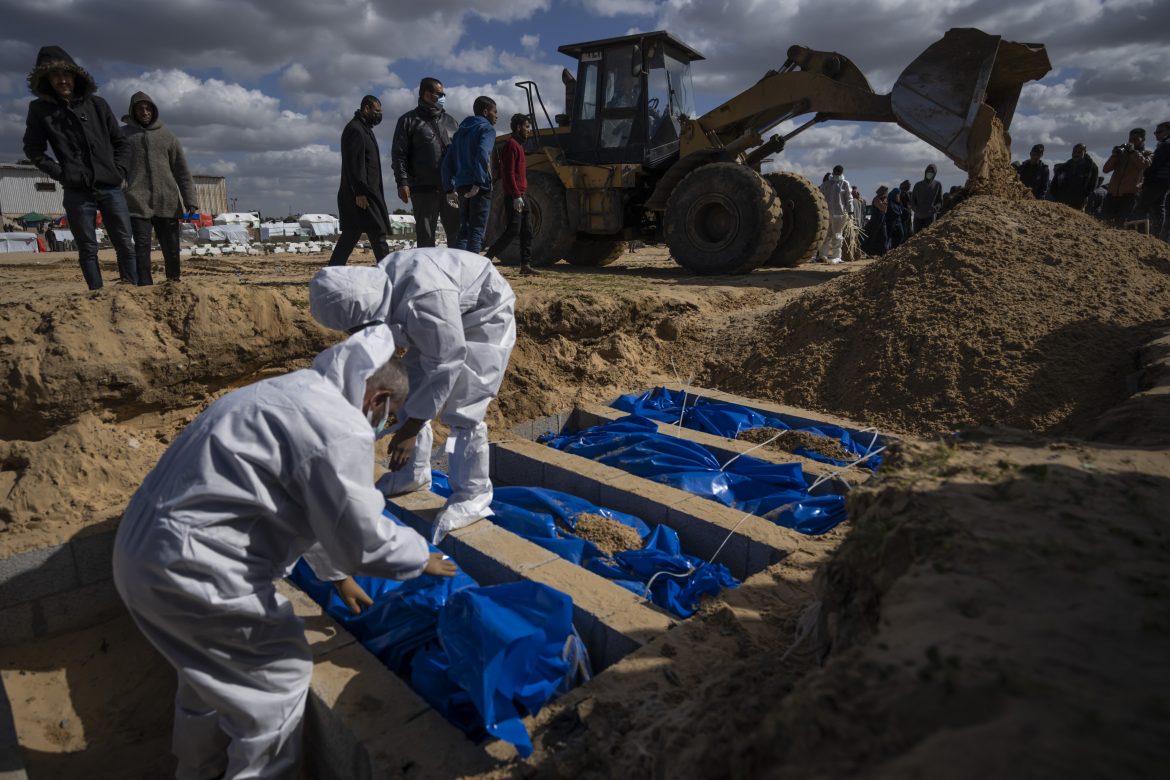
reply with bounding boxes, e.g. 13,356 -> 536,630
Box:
599,44 -> 642,151
645,46 -> 696,165
579,61 -> 598,121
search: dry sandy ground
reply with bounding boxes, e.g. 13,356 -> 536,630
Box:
2,225 -> 1168,778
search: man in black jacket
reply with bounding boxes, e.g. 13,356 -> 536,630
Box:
1137,121 -> 1170,242
328,96 -> 391,266
1017,143 -> 1050,200
1049,143 -> 1098,211
22,45 -> 136,289
391,77 -> 460,248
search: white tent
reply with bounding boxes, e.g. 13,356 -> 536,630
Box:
213,212 -> 260,228
0,232 -> 38,253
260,223 -> 307,240
298,213 -> 339,237
198,224 -> 251,243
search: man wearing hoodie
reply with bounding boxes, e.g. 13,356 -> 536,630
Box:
1049,143 -> 1098,212
484,113 -> 540,275
909,164 -> 943,234
1017,144 -> 1050,199
121,91 -> 199,284
391,78 -> 461,248
308,247 -> 516,545
328,95 -> 391,266
114,323 -> 457,779
22,45 -> 136,289
442,96 -> 498,254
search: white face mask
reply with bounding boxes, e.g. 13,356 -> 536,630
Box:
832,174 -> 843,181
366,399 -> 391,437
436,95 -> 447,108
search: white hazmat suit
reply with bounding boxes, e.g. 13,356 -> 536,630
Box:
817,175 -> 854,263
113,325 -> 430,780
309,247 -> 516,544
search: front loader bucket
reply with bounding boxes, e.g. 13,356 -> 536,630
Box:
890,28 -> 1050,171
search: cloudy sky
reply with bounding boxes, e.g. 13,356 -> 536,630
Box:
2,0 -> 1167,217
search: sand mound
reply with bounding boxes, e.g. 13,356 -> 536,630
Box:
709,195 -> 1170,437
737,427 -> 855,461
0,281 -> 333,441
570,512 -> 644,557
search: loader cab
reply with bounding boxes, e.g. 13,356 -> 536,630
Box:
558,31 -> 703,168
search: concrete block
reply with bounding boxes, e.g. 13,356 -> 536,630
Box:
308,642 -> 432,729
69,529 -> 116,586
490,442 -> 543,487
544,462 -> 604,504
363,708 -> 495,778
0,545 -> 78,610
597,474 -> 689,525
33,580 -> 124,638
276,580 -> 357,659
0,602 -> 35,648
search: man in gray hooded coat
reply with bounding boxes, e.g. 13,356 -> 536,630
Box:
122,91 -> 199,283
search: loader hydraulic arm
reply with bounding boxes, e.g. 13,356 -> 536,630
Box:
685,46 -> 894,158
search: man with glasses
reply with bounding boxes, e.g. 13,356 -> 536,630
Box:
391,77 -> 461,247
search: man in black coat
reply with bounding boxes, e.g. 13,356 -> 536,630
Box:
391,77 -> 461,248
22,45 -> 136,289
328,96 -> 391,266
1049,143 -> 1098,211
1017,143 -> 1050,199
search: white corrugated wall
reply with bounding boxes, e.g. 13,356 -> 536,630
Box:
0,167 -> 66,218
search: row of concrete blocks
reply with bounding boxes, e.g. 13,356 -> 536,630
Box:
287,387 -> 884,776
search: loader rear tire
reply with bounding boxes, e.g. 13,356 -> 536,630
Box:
764,172 -> 829,267
665,163 -> 781,275
565,238 -> 625,267
485,172 -> 573,267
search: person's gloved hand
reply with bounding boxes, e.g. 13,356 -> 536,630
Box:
513,197 -> 524,212
463,185 -> 480,198
334,577 -> 373,614
423,552 -> 458,577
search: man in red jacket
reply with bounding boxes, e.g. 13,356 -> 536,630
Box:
484,113 -> 539,275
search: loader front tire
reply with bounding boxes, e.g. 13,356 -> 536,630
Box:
486,172 -> 574,267
764,172 -> 829,267
665,163 -> 781,275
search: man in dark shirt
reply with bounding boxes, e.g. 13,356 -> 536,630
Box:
23,45 -> 136,289
328,96 -> 391,266
1137,121 -> 1170,241
391,78 -> 461,247
1017,143 -> 1050,199
1049,143 -> 1098,210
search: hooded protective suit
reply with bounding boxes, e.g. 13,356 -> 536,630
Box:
309,248 -> 516,544
113,325 -> 429,780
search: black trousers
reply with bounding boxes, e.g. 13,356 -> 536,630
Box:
485,203 -> 531,265
1102,193 -> 1137,228
131,216 -> 182,284
411,189 -> 461,247
328,229 -> 390,266
1136,186 -> 1168,241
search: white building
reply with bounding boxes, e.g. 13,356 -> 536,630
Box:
0,163 -> 65,221
0,163 -> 230,222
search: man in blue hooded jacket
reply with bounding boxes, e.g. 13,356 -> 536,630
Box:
442,96 -> 497,254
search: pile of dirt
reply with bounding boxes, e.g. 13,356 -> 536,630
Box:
737,427 -> 855,461
570,512 -> 644,556
708,191 -> 1170,437
0,280 -> 332,440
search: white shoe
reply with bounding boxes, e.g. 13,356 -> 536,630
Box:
829,258 -> 844,264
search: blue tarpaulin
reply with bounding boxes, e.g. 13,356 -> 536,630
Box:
540,415 -> 847,535
612,387 -> 883,469
432,474 -> 738,618
288,510 -> 587,756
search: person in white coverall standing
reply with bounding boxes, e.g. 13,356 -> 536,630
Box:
817,164 -> 854,264
309,247 -> 516,544
113,324 -> 457,780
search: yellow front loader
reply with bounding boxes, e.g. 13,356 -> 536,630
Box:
486,28 -> 1050,274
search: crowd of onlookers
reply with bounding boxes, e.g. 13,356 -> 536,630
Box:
823,122 -> 1170,263
1013,124 -> 1170,242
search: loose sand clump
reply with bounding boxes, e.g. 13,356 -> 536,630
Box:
570,512 -> 644,557
708,192 -> 1170,437
737,427 -> 855,461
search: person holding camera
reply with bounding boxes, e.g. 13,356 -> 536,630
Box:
1101,128 -> 1153,228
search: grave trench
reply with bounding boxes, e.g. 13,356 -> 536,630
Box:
0,385 -> 890,778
